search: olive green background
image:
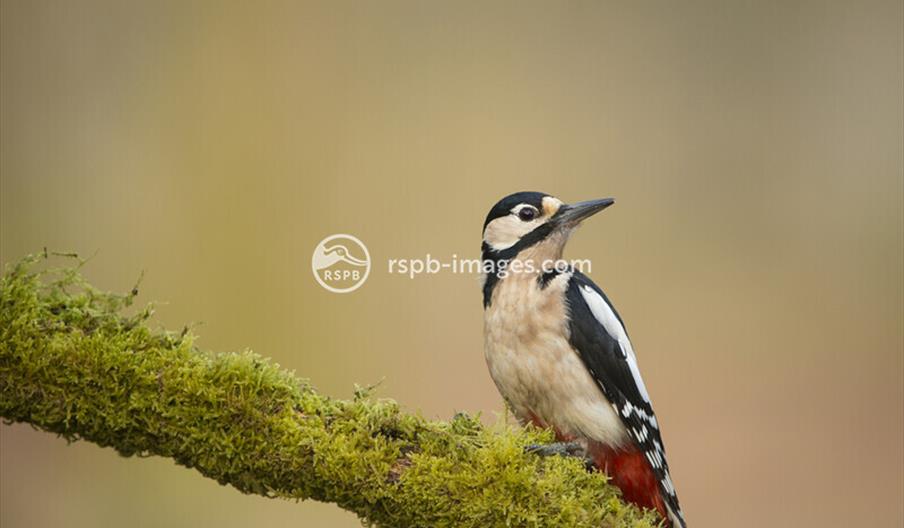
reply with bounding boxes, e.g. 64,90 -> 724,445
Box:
1,1 -> 902,527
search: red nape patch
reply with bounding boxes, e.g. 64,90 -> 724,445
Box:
588,442 -> 668,523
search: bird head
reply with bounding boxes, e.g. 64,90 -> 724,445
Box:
481,191 -> 614,261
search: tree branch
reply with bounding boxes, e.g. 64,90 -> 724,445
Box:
0,255 -> 659,528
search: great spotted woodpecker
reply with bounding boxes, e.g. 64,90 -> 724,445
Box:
481,191 -> 686,527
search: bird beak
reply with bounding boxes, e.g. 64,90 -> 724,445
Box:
553,198 -> 615,228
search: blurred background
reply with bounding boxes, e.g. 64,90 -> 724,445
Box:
1,1 -> 902,527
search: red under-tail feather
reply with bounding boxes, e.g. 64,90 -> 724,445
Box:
587,442 -> 668,524
526,413 -> 670,525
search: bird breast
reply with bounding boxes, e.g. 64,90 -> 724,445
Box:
483,271 -> 629,447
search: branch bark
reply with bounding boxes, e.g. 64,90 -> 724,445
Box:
0,255 -> 659,528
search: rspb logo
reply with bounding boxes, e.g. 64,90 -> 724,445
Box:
311,234 -> 371,293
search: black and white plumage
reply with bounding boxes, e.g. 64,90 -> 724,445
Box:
565,271 -> 683,524
481,191 -> 686,527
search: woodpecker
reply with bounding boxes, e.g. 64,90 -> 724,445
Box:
481,191 -> 686,527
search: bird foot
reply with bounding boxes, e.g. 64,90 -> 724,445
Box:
525,441 -> 594,470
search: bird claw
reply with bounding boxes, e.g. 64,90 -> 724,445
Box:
525,441 -> 594,470
526,441 -> 583,457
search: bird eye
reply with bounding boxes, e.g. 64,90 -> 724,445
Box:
518,207 -> 538,221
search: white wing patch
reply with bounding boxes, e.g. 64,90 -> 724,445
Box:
574,282 -> 685,526
578,285 -> 651,402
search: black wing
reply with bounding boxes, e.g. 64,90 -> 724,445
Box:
565,271 -> 685,527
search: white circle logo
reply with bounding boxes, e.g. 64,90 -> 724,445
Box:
312,234 -> 371,293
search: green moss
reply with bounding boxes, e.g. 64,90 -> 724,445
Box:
0,254 -> 661,528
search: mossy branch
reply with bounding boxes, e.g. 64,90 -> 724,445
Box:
0,255 -> 660,528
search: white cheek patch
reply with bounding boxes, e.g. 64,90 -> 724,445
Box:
483,215 -> 543,251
